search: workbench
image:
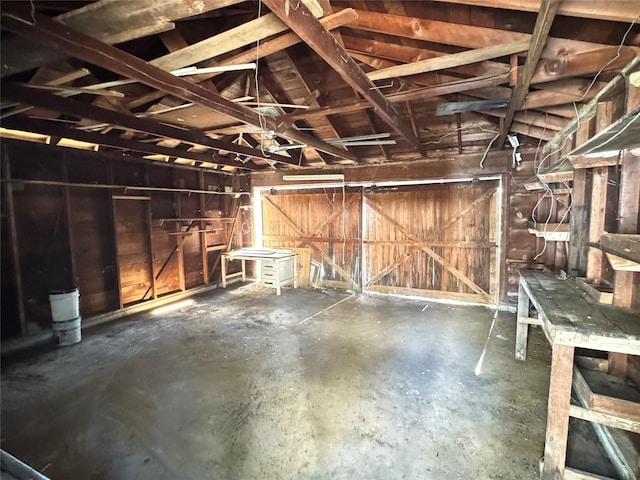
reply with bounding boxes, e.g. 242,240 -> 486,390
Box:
221,248 -> 297,295
516,270 -> 640,480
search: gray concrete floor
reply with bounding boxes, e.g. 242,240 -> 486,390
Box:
2,285 -> 557,479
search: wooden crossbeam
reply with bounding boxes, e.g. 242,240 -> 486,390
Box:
498,0 -> 562,147
1,9 -> 358,163
1,116 -> 254,170
1,82 -> 289,166
368,41 -> 530,82
427,0 -> 640,23
341,8 -> 607,59
262,0 -> 425,156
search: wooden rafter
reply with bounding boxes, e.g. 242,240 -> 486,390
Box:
127,8 -> 359,110
498,0 -> 562,147
427,0 -> 640,23
368,41 -> 530,82
0,0 -> 245,78
262,0 -> 425,156
0,116 -> 256,170
1,9 -> 358,163
1,82 -> 289,167
341,8 -> 607,59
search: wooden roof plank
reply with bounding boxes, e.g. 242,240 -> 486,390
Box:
367,40 -> 530,82
1,8 -> 357,163
1,116 -> 253,170
498,0 -> 561,147
342,8 -> 610,59
0,0 -> 245,78
262,0 -> 425,156
427,0 -> 640,23
1,82 -> 294,166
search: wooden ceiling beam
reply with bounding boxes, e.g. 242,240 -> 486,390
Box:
127,8 -> 358,110
1,82 -> 295,166
387,74 -> 511,103
262,0 -> 425,156
275,50 -> 356,165
498,0 -> 561,147
1,116 -> 255,170
367,41 -> 530,82
525,46 -> 638,85
427,0 -> 640,23
1,9 -> 357,163
345,33 -> 638,89
1,0 -> 245,78
341,8 -> 607,59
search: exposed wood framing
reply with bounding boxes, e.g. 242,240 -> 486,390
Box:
0,0 -> 245,77
427,0 -> 640,22
262,0 -> 425,155
0,9 -> 357,163
127,9 -> 359,110
498,0 -> 561,147
0,82 -> 288,168
2,148 -> 27,335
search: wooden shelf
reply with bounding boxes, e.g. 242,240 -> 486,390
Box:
592,233 -> 640,272
569,105 -> 640,159
206,245 -> 228,252
527,221 -> 570,241
522,167 -> 574,191
576,278 -> 613,304
571,363 -> 640,478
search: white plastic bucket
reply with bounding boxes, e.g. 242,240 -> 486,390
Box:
49,288 -> 80,322
52,316 -> 81,347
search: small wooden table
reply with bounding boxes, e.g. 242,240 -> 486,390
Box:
221,248 -> 297,295
516,270 -> 640,480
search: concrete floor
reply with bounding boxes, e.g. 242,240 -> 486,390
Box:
2,285 -> 559,479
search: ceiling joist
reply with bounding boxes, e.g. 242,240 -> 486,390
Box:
0,8 -> 358,163
262,0 -> 426,156
498,0 -> 561,147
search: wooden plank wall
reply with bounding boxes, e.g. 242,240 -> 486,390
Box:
0,140 -> 246,340
252,154 -> 547,305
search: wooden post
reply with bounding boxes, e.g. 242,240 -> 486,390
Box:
499,173 -> 510,303
199,171 -> 209,285
586,166 -> 612,280
568,168 -> 590,277
61,158 -> 78,289
610,150 -> 640,376
541,343 -> 575,480
107,163 -> 123,309
2,148 -> 27,336
174,170 -> 186,292
146,200 -> 157,300
515,281 -> 531,361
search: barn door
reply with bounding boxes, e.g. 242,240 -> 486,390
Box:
363,182 -> 499,304
261,188 -> 362,290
